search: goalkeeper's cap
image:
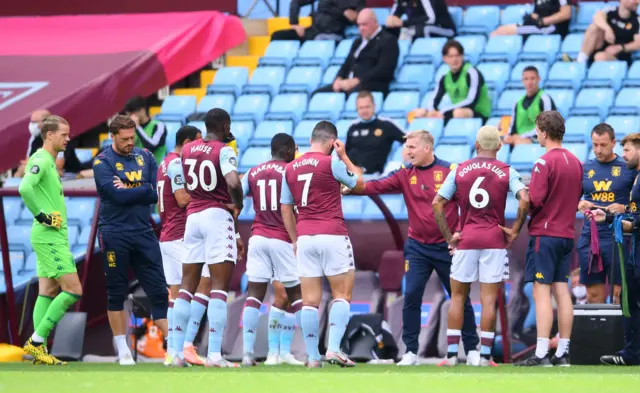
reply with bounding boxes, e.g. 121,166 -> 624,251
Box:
476,125 -> 501,152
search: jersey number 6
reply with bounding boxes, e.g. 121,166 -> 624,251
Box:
470,176 -> 489,209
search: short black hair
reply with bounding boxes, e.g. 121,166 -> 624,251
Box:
271,133 -> 295,157
442,39 -> 464,56
523,66 -> 539,75
592,123 -> 615,141
176,125 -> 201,147
124,96 -> 146,113
311,121 -> 338,142
204,108 -> 230,134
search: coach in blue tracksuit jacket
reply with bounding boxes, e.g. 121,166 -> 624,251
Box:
93,115 -> 168,363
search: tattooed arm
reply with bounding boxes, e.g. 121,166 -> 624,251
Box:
433,194 -> 458,248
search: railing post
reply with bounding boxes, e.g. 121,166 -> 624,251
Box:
76,198 -> 101,312
0,197 -> 20,344
498,284 -> 512,363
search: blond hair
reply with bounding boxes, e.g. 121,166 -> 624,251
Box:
404,129 -> 434,147
40,115 -> 69,139
476,125 -> 501,151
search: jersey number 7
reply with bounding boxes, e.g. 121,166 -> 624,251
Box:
298,173 -> 313,207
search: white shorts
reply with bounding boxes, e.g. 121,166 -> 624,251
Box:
160,239 -> 210,285
297,235 -> 355,278
246,235 -> 299,285
184,207 -> 237,265
451,249 -> 509,284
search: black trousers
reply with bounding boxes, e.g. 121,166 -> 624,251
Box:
271,28 -> 317,43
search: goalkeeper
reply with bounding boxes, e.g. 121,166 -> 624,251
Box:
18,116 -> 82,365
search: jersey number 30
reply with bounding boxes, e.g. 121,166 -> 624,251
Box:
184,159 -> 217,191
470,177 -> 489,209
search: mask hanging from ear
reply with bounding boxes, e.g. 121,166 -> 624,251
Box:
28,122 -> 40,137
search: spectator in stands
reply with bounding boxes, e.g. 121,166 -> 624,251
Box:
503,66 -> 556,146
14,109 -> 51,177
491,0 -> 572,38
346,91 -> 406,175
568,0 -> 640,64
124,96 -> 167,165
271,0 -> 364,42
385,0 -> 456,40
413,40 -> 491,123
313,9 -> 399,96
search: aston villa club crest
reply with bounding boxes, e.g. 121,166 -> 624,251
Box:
434,171 -> 443,182
136,155 -> 145,167
612,166 -> 621,177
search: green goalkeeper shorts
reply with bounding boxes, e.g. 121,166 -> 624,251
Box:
32,243 -> 77,279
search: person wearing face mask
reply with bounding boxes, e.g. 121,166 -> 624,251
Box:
14,109 -> 52,177
345,91 -> 406,176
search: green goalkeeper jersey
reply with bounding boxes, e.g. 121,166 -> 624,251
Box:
18,148 -> 68,244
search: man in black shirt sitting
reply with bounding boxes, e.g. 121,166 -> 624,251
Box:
346,91 -> 406,175
385,0 -> 456,40
491,0 -> 572,38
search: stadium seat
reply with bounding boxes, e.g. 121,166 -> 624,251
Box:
500,4 -> 532,25
74,149 -> 94,164
242,66 -> 286,97
434,144 -> 472,163
155,95 -> 197,124
408,118 -> 444,142
480,36 -> 522,66
304,93 -> 346,122
67,225 -> 80,247
76,226 -> 99,250
3,197 -> 22,226
507,61 -> 548,90
345,25 -> 360,38
397,39 -> 412,69
7,225 -> 32,254
570,88 -> 614,119
238,197 -> 255,221
605,116 -> 640,138
477,62 -> 511,94
342,91 -> 384,119
341,196 -> 365,219
495,89 -> 525,116
557,33 -> 584,60
380,91 -> 420,118
518,34 -> 561,64
336,119 -> 354,140
186,121 -> 205,134
441,118 -> 483,145
361,195 -> 407,220
251,121 -> 293,146
264,93 -> 308,124
485,116 -> 501,127
66,197 -> 96,228
322,65 -> 340,85
449,6 -> 463,28
206,67 -> 249,97
163,122 -> 181,153
230,121 -> 254,150
405,38 -> 447,67
564,143 -> 589,161
373,7 -> 391,23
239,147 -> 272,173
583,61 -> 628,92
330,39 -> 355,65
455,35 -> 487,65
258,40 -> 300,68
564,116 -> 600,143
390,64 -> 434,94
545,88 -> 576,118
459,6 -> 500,35
197,94 -> 235,114
624,62 -> 640,87
293,120 -> 318,144
571,2 -> 607,32
610,88 -> 640,116
472,143 -> 510,162
545,61 -> 586,90
293,40 -> 335,68
232,94 -> 271,124
16,206 -> 34,226
510,144 -> 546,171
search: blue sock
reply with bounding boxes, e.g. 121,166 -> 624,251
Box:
167,300 -> 175,357
327,299 -> 350,353
267,306 -> 284,356
207,291 -> 228,359
172,291 -> 192,358
184,293 -> 208,347
280,312 -> 296,355
301,306 -> 321,361
242,297 -> 262,356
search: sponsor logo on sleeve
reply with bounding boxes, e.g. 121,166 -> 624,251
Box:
229,157 -> 237,167
30,165 -> 39,174
174,174 -> 184,185
346,169 -> 354,177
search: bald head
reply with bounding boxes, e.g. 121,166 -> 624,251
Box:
31,109 -> 51,125
357,8 -> 379,39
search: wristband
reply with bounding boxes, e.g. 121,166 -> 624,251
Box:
605,213 -> 615,224
235,233 -> 241,239
35,212 -> 48,224
621,43 -> 626,53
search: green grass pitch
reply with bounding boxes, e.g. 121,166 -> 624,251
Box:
0,363 -> 639,393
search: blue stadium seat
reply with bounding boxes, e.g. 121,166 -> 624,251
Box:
258,40 -> 300,68
0,251 -> 25,275
361,195 -> 407,220
2,178 -> 21,188
485,117 -> 501,127
67,225 -> 80,247
442,118 -> 483,145
408,118 -> 444,142
163,121 -> 181,153
342,91 -> 384,119
380,91 -> 420,118
155,95 -> 197,124
495,89 -> 525,116
432,63 -> 450,89
293,40 -> 335,68
518,35 -> 561,64
505,195 -> 519,220
583,61 -> 628,92
66,197 -> 96,228
345,25 -> 360,38
186,121 -> 205,134
304,93 -> 346,122
605,116 -> 640,138
77,226 -> 99,249
501,4 -> 532,25
322,65 -> 340,85
397,39 -> 412,69
293,120 -> 318,144
242,67 -> 286,97
456,35 -> 487,65
330,39 -> 355,65
251,121 -> 293,146
449,7 -> 463,29
506,61 -> 549,90
571,2 -> 607,32
545,62 -> 586,90
472,143 -> 510,162
459,6 -> 500,35
341,196 -> 365,219
3,197 -> 22,226
570,88 -> 614,119
405,38 -> 447,67
564,143 -> 589,161
545,89 -> 576,118
16,206 -> 33,226
330,119 -> 351,141
510,144 -> 546,171
265,93 -> 308,124
390,118 -> 407,131
74,149 -> 94,164
557,33 -> 584,60
197,94 -> 235,114
7,225 -> 32,254
206,67 -> 249,97
239,147 -> 272,172
373,7 -> 391,23
232,94 -> 271,124
564,116 -> 600,143
434,145 -> 472,163
610,88 -> 640,116
623,62 -> 640,87
230,121 -> 254,150
477,62 -> 511,93
480,36 -> 523,65
390,64 -> 434,94
238,197 -> 255,221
